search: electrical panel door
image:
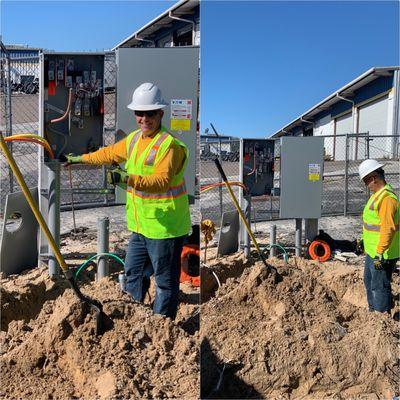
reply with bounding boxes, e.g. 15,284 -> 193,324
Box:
40,52 -> 104,159
279,137 -> 324,219
240,139 -> 275,196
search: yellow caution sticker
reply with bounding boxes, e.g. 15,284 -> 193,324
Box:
171,119 -> 191,131
308,163 -> 321,181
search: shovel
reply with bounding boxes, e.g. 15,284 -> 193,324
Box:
214,157 -> 279,278
0,133 -> 110,335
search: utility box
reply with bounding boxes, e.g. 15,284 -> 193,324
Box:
39,52 -> 105,159
38,52 -> 105,270
239,139 -> 275,196
279,137 -> 324,219
115,47 -> 199,202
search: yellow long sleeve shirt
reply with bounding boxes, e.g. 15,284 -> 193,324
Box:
376,196 -> 399,255
81,131 -> 186,193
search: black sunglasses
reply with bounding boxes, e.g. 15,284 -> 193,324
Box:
134,110 -> 158,118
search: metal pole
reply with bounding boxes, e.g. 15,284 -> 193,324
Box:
270,224 -> 277,258
344,133 -> 349,217
47,161 -> 61,278
218,140 -> 223,218
97,217 -> 109,280
304,218 -> 318,243
243,194 -> 251,259
295,218 -> 302,257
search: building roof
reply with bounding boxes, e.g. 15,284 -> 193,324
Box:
113,0 -> 199,50
4,44 -> 42,51
271,66 -> 400,138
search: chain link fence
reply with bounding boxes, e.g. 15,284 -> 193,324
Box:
0,47 -> 117,219
200,134 -> 400,226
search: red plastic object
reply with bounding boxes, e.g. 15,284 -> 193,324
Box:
48,81 -> 56,96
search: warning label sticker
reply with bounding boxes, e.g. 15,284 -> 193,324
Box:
308,163 -> 321,181
170,99 -> 192,131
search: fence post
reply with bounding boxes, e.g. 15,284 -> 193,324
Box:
2,44 -> 14,193
218,139 -> 223,218
344,134 -> 349,216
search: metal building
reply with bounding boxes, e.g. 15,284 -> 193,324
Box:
113,0 -> 199,49
4,45 -> 41,89
271,67 -> 400,160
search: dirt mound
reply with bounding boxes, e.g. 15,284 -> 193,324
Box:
1,268 -> 199,399
201,258 -> 399,399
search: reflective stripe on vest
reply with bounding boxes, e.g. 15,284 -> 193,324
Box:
363,222 -> 400,232
132,180 -> 187,200
128,132 -> 141,157
369,188 -> 396,211
144,133 -> 169,166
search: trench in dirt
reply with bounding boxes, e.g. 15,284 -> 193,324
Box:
200,254 -> 400,399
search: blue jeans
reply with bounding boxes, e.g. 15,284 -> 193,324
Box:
364,254 -> 393,313
124,232 -> 185,319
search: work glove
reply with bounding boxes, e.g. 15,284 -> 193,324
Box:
373,254 -> 386,270
355,239 -> 364,255
61,153 -> 83,166
107,167 -> 129,189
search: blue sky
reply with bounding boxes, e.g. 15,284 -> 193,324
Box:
1,1 -> 399,138
201,1 -> 399,138
1,1 -> 174,51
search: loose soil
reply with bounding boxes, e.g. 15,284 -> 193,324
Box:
201,254 -> 400,399
1,228 -> 200,400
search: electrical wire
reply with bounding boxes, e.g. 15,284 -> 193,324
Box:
46,125 -> 68,159
74,252 -> 125,279
4,136 -> 55,160
200,181 -> 247,193
50,88 -> 72,123
211,270 -> 222,288
247,145 -> 257,176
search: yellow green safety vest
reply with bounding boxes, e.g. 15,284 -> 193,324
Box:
362,183 -> 399,259
124,127 -> 191,239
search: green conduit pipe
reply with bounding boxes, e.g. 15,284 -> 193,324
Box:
75,253 -> 125,279
268,244 -> 289,264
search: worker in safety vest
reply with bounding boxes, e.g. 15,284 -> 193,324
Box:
65,82 -> 191,319
358,159 -> 399,313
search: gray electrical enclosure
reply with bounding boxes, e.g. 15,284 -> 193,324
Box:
40,52 -> 105,158
116,47 -> 199,200
38,52 -> 105,269
239,139 -> 275,196
279,137 -> 324,219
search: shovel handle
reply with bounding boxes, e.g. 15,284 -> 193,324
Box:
214,157 -> 272,270
214,157 -> 228,182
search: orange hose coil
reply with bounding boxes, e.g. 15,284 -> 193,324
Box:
180,244 -> 200,287
308,239 -> 331,262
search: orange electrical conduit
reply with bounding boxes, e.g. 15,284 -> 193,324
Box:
50,88 -> 72,124
4,135 -> 55,160
200,181 -> 248,193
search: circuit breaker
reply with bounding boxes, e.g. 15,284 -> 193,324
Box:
239,139 -> 275,196
40,52 -> 105,159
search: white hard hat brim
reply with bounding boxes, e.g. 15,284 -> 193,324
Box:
359,162 -> 385,180
127,103 -> 167,111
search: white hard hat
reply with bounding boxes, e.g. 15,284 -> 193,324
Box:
127,82 -> 167,111
358,159 -> 385,180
